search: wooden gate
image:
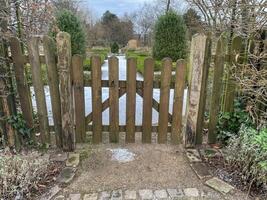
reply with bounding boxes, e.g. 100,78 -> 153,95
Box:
9,32 -> 188,151
84,56 -> 186,144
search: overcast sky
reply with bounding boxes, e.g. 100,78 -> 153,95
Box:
83,0 -> 155,17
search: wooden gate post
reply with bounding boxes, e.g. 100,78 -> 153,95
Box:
56,32 -> 75,151
185,34 -> 211,147
208,36 -> 226,143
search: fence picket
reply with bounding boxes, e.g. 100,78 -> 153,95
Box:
109,56 -> 119,143
43,36 -> 62,147
142,58 -> 154,143
10,37 -> 34,134
91,56 -> 102,144
158,58 -> 172,144
208,37 -> 225,144
28,36 -> 50,144
126,58 -> 136,143
171,59 -> 186,144
56,32 -> 75,151
72,55 -> 86,143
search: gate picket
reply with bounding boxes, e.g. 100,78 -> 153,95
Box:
109,56 -> 119,142
126,58 -> 137,143
72,55 -> 86,143
142,58 -> 154,143
43,36 -> 62,147
28,36 -> 50,144
91,56 -> 102,144
10,37 -> 34,134
171,59 -> 186,144
158,58 -> 172,143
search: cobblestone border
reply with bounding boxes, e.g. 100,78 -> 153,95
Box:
54,187 -> 213,200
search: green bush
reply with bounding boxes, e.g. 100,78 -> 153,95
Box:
225,125 -> 267,187
51,9 -> 86,55
153,12 -> 187,61
216,99 -> 253,144
111,42 -> 119,53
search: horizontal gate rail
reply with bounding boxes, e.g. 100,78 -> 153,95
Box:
84,79 -> 176,89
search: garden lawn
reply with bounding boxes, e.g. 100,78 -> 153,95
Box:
126,50 -> 178,74
84,48 -> 110,71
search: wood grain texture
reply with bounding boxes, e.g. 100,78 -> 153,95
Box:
91,55 -> 102,144
28,36 -> 50,144
108,56 -> 119,142
72,55 -> 85,143
208,37 -> 225,144
142,58 -> 154,143
126,58 -> 136,143
56,32 -> 75,151
185,34 -> 209,147
10,37 -> 34,132
43,35 -> 62,147
158,58 -> 172,144
171,59 -> 186,144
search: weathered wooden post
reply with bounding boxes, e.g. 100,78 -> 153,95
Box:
56,32 -> 75,151
208,36 -> 226,144
185,34 -> 211,147
28,36 -> 50,144
43,36 -> 63,147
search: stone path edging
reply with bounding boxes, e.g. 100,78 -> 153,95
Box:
186,148 -> 235,195
55,187 -> 213,200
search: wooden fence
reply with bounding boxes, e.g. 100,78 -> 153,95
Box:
4,32 -> 227,151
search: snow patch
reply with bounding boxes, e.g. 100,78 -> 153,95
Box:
107,148 -> 136,163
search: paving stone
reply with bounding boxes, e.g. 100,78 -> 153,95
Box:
139,189 -> 154,199
154,189 -> 168,199
205,177 -> 234,194
49,153 -> 67,162
186,149 -> 201,162
40,185 -> 61,200
111,190 -> 122,200
99,191 -> 110,200
124,190 -> 137,199
69,193 -> 81,200
190,162 -> 212,179
83,193 -> 98,200
167,188 -> 184,198
66,153 -> 80,167
183,188 -> 199,197
57,167 -> 76,184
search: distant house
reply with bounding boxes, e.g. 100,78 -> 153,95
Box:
127,39 -> 140,49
